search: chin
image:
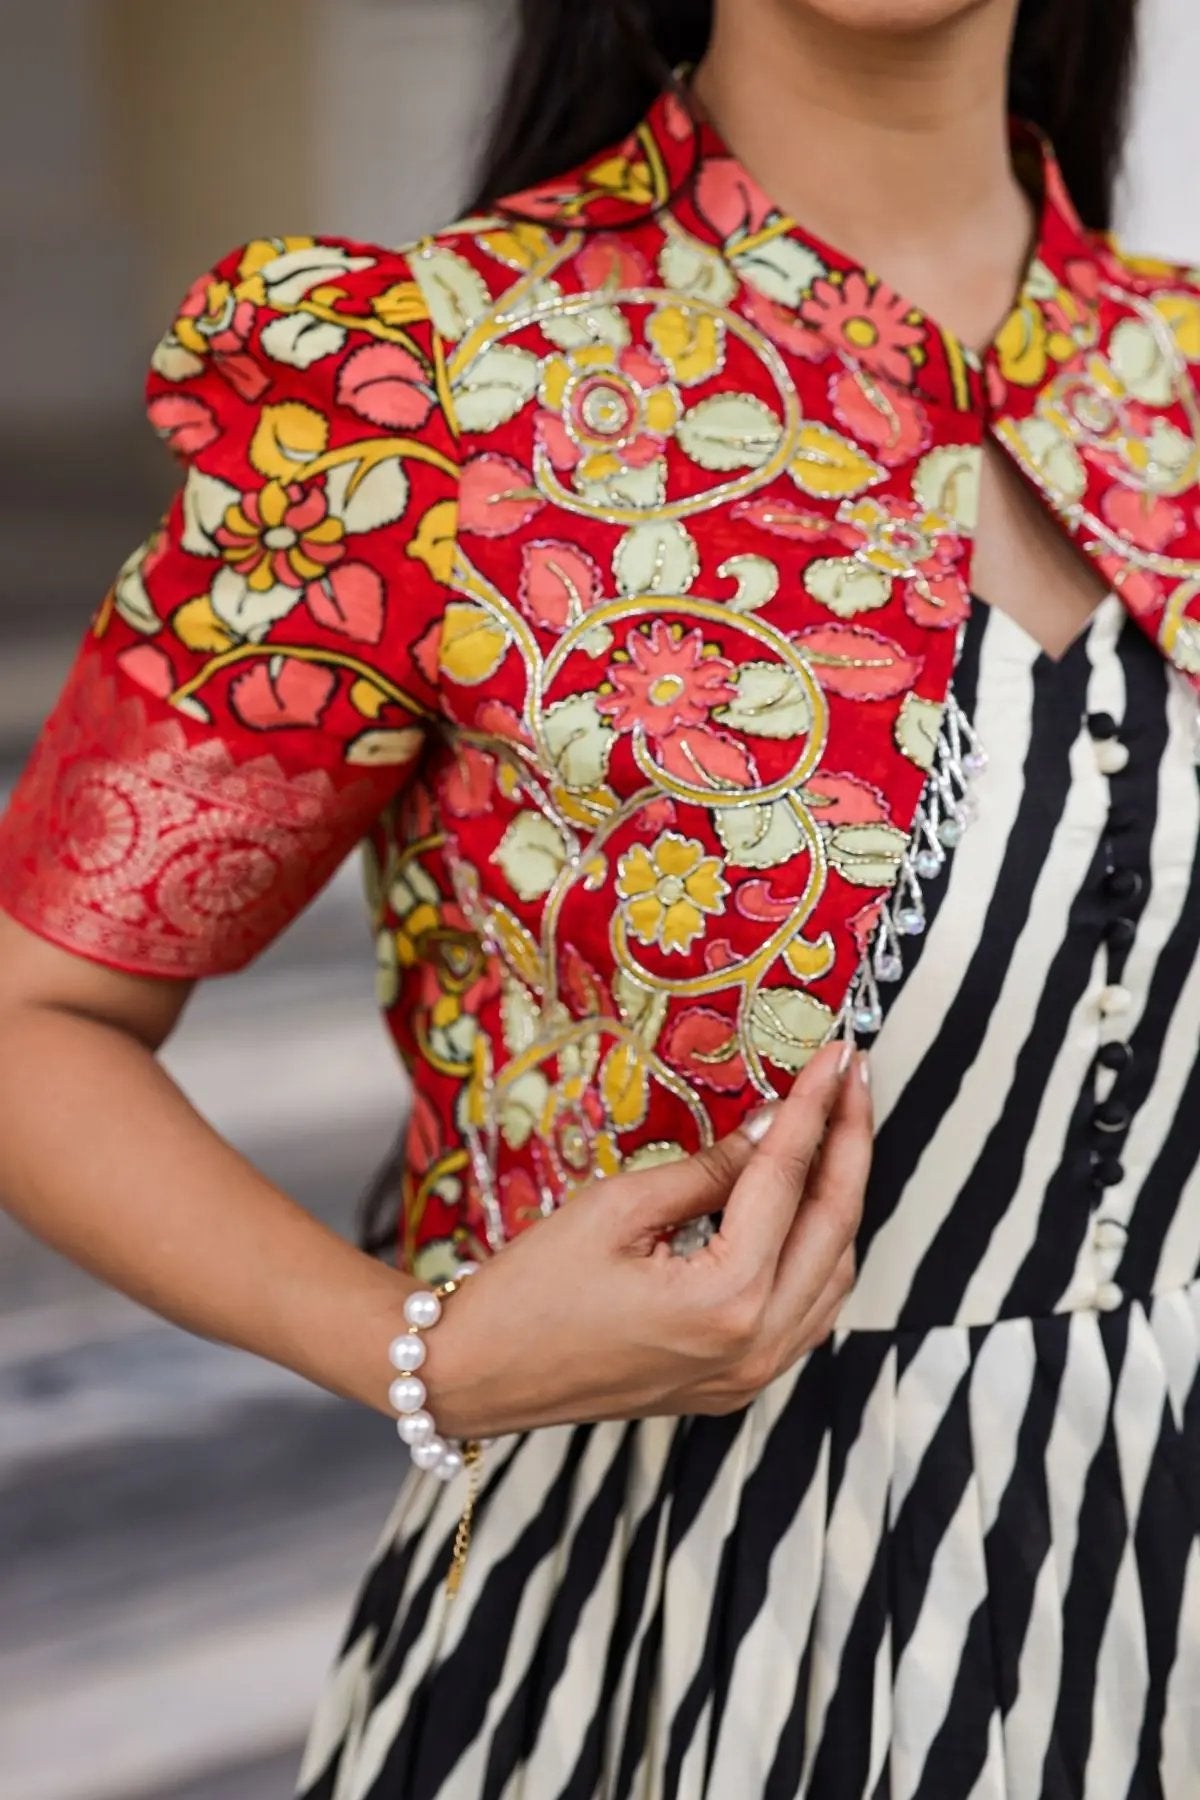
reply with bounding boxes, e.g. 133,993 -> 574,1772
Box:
787,0 -> 991,30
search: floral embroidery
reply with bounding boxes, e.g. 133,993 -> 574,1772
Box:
215,479 -> 345,590
616,834 -> 731,954
539,342 -> 682,485
5,88 -> 1200,1270
799,271 -> 925,386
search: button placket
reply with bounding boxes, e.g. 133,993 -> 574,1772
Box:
1081,681 -> 1139,1313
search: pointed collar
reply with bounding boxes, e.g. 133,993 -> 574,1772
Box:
528,83 -> 1106,418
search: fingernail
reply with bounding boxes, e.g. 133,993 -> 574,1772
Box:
741,1104 -> 779,1144
837,1040 -> 854,1077
858,1051 -> 871,1087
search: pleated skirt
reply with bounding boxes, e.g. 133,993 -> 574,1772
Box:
297,1280 -> 1200,1800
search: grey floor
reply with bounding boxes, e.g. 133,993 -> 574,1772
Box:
0,828 -> 412,1799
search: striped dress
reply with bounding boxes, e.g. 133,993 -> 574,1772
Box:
297,589 -> 1200,1798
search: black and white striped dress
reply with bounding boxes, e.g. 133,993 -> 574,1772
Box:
298,591 -> 1200,1800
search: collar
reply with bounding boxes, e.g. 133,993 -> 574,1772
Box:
530,83 -> 1105,419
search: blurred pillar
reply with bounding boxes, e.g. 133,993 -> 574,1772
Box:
100,0 -> 321,344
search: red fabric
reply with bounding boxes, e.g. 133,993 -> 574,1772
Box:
3,93 -> 1200,1272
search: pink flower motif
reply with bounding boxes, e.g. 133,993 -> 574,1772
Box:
173,273 -> 267,402
175,272 -> 256,360
833,496 -> 969,631
598,621 -> 756,791
598,620 -> 736,738
215,480 -> 344,592
799,272 -> 926,388
538,342 -> 681,485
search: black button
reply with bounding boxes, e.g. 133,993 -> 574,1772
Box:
1107,917 -> 1137,951
1097,1041 -> 1133,1072
1091,1155 -> 1126,1188
1104,869 -> 1143,902
1088,711 -> 1119,739
1092,1100 -> 1131,1134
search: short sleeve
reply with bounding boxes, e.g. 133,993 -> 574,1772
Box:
0,236 -> 460,977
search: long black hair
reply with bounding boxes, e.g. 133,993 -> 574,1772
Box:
471,0 -> 1139,232
359,0 -> 1138,1259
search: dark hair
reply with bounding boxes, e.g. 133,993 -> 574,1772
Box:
470,0 -> 1139,232
359,0 -> 1138,1260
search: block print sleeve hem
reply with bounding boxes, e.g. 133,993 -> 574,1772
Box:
0,235 -> 461,978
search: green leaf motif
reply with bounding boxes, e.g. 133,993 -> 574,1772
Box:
453,345 -> 541,432
493,812 -> 573,901
1109,318 -> 1175,406
894,692 -> 943,771
613,968 -> 669,1046
714,661 -> 812,740
715,797 -> 806,870
326,457 -> 409,534
747,988 -> 836,1073
542,693 -> 615,790
613,519 -> 700,596
540,305 -> 630,352
676,393 -> 782,473
498,1069 -> 551,1150
730,235 -> 826,307
411,246 -> 491,341
912,445 -> 982,531
657,233 -> 738,307
500,974 -> 540,1055
260,313 -> 346,370
827,822 -> 909,887
804,557 -> 892,619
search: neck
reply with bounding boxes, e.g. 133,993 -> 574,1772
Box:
693,0 -> 1035,345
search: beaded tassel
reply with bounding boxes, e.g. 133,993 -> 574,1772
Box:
842,687 -> 987,1039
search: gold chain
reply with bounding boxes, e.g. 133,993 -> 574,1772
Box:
446,1440 -> 483,1598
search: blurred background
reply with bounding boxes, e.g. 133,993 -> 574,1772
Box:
0,1 -> 1198,1796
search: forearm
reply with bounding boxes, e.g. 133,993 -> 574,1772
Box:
0,1000 -> 413,1415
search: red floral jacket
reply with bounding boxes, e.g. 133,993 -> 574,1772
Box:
3,89 -> 1200,1277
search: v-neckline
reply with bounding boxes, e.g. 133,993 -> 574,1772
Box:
971,590 -> 1122,667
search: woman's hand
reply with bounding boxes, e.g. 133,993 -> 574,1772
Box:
430,1042 -> 872,1440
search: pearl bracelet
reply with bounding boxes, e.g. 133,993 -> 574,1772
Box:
388,1268 -> 477,1482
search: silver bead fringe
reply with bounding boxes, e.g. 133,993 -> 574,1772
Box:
842,686 -> 987,1040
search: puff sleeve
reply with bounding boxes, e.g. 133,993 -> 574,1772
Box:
0,237 -> 460,977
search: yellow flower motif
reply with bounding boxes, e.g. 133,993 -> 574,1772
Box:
837,496 -> 951,576
617,833 -> 729,955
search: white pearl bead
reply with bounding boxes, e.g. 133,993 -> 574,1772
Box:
388,1333 -> 427,1373
389,1375 -> 427,1415
434,1447 -> 465,1482
411,1436 -> 448,1472
1094,1281 -> 1124,1313
1094,739 -> 1130,775
1098,984 -> 1133,1017
396,1410 -> 435,1447
404,1290 -> 442,1330
1093,1218 -> 1127,1252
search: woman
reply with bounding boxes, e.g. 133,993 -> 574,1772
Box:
1,0 -> 1196,1791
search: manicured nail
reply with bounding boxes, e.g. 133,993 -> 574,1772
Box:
741,1104 -> 779,1144
837,1040 -> 854,1076
858,1051 -> 871,1087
